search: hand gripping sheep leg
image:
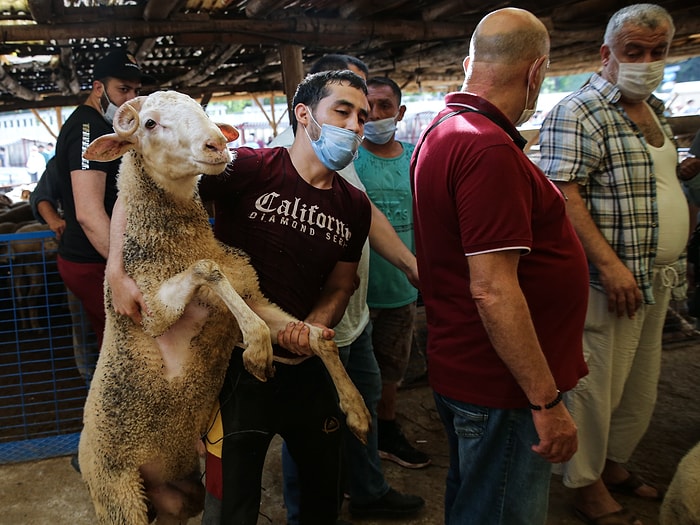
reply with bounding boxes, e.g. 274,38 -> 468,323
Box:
78,91 -> 370,525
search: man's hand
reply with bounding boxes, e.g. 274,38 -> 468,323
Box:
599,261 -> 642,318
679,156 -> 700,181
530,403 -> 578,463
277,321 -> 334,356
106,267 -> 148,324
47,217 -> 66,241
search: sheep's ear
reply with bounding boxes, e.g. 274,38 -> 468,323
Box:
217,123 -> 239,143
83,133 -> 135,162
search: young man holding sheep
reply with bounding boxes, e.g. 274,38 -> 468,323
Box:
108,70 -> 372,524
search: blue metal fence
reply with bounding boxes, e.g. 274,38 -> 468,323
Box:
0,229 -> 95,464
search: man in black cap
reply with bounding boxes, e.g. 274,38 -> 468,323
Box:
33,49 -> 153,391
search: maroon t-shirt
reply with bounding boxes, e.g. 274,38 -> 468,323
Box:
412,92 -> 589,409
199,147 -> 371,322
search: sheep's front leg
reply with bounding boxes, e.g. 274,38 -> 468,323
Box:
146,259 -> 274,382
251,302 -> 370,444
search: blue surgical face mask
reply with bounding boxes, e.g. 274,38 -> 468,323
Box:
100,91 -> 119,125
304,108 -> 363,171
363,115 -> 398,145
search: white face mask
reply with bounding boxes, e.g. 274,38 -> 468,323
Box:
363,115 -> 398,145
613,53 -> 665,102
100,91 -> 119,125
515,58 -> 542,127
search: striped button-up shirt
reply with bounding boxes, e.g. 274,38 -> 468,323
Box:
539,73 -> 681,304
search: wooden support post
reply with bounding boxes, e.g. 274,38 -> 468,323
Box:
31,108 -> 58,140
278,44 -> 304,127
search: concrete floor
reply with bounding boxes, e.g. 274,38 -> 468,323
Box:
3,334 -> 698,525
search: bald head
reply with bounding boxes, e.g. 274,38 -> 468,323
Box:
470,8 -> 550,65
463,8 -> 551,125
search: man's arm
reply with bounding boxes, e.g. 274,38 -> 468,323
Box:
71,169 -> 111,258
555,180 -> 642,318
105,195 -> 148,323
30,161 -> 66,239
36,201 -> 66,240
277,260 -> 359,355
368,201 -> 419,289
468,249 -> 577,463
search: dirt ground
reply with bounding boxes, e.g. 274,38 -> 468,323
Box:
1,323 -> 698,525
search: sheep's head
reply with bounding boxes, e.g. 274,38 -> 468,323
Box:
83,91 -> 239,198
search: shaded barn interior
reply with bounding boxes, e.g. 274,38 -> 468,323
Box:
0,0 -> 698,113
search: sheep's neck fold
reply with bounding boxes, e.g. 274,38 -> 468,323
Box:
132,151 -> 198,204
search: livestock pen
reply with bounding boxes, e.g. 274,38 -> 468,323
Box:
0,229 -> 95,464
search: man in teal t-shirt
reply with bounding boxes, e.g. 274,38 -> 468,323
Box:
355,76 -> 429,469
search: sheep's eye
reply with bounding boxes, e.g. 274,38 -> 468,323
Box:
145,119 -> 157,129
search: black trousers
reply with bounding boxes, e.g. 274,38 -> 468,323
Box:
220,349 -> 343,525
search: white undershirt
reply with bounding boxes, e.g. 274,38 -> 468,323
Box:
648,112 -> 688,264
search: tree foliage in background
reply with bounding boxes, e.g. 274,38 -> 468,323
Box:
541,73 -> 591,94
223,99 -> 251,112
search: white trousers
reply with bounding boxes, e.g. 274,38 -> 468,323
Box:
560,266 -> 674,488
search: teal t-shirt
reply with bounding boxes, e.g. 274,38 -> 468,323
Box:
355,141 -> 418,308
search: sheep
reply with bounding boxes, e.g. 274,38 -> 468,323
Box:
78,90 -> 371,525
0,200 -> 34,223
660,441 -> 700,524
8,221 -> 58,331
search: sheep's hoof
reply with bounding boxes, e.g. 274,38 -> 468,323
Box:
344,403 -> 371,445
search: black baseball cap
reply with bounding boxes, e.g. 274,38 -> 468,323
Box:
93,49 -> 155,84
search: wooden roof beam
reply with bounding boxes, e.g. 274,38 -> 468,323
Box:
421,0 -> 488,22
0,17 -> 469,43
339,0 -> 411,19
0,65 -> 40,101
134,38 -> 159,64
26,0 -> 52,24
165,43 -> 242,86
143,0 -> 186,21
53,45 -> 80,96
245,0 -> 289,18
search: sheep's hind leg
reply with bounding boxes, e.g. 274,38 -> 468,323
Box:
152,259 -> 274,382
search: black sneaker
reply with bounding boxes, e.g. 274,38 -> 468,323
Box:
377,419 -> 431,469
349,487 -> 425,519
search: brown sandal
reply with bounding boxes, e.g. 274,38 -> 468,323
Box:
605,471 -> 664,501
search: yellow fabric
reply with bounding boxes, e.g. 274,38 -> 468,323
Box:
204,401 -> 223,458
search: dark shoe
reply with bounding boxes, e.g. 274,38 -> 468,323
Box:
378,419 -> 431,469
349,487 -> 425,519
70,453 -> 81,473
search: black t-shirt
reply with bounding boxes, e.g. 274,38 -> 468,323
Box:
54,105 -> 121,263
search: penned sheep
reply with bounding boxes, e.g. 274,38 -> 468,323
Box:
79,90 -> 370,525
9,222 -> 58,331
660,441 -> 700,525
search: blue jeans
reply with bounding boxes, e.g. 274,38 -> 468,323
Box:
284,323 -> 388,524
433,393 -> 552,525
